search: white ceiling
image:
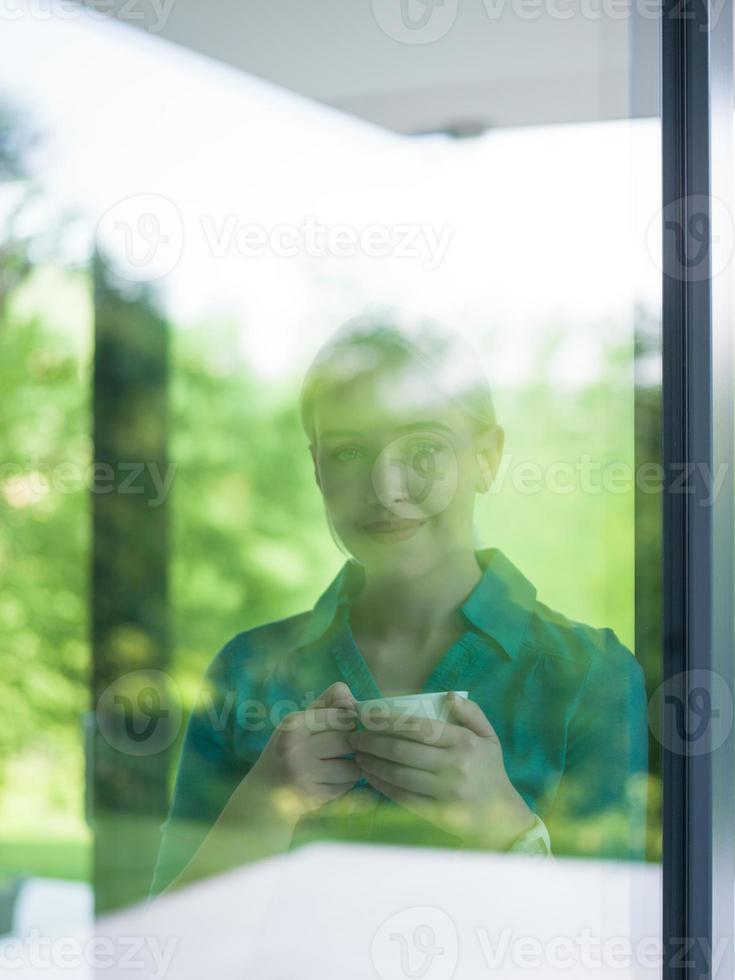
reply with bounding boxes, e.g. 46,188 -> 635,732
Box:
94,0 -> 658,133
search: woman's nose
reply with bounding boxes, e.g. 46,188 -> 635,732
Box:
370,449 -> 410,505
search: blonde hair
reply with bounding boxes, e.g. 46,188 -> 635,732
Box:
299,311 -> 496,446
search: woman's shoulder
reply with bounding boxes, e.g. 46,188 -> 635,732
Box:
476,548 -> 642,686
208,610 -> 311,677
524,595 -> 644,686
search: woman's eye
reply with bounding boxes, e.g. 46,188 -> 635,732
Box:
333,446 -> 364,463
409,440 -> 440,459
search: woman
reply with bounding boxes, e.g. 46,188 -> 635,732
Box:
150,312 -> 648,898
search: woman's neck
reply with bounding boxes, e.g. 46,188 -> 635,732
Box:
350,548 -> 483,641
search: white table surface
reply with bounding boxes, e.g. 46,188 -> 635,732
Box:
2,843 -> 663,979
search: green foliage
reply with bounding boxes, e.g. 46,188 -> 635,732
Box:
0,840 -> 89,883
0,267 -> 91,807
476,334 -> 636,648
169,318 -> 342,697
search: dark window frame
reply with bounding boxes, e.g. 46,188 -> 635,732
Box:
661,0 -> 735,975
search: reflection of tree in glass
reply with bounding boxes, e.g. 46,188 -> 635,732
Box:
0,103 -> 39,308
0,102 -> 91,881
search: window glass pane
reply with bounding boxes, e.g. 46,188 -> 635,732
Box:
0,3 -> 663,976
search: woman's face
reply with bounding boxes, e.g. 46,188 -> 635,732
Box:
310,362 -> 502,575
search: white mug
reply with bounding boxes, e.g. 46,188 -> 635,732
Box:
355,691 -> 469,732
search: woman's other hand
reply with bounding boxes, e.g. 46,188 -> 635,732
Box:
350,692 -> 535,850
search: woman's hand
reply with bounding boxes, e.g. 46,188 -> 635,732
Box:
350,693 -> 535,850
243,681 -> 361,823
159,682 -> 359,893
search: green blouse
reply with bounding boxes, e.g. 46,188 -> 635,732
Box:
150,547 -> 649,897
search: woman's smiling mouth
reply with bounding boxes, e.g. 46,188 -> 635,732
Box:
360,517 -> 427,542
